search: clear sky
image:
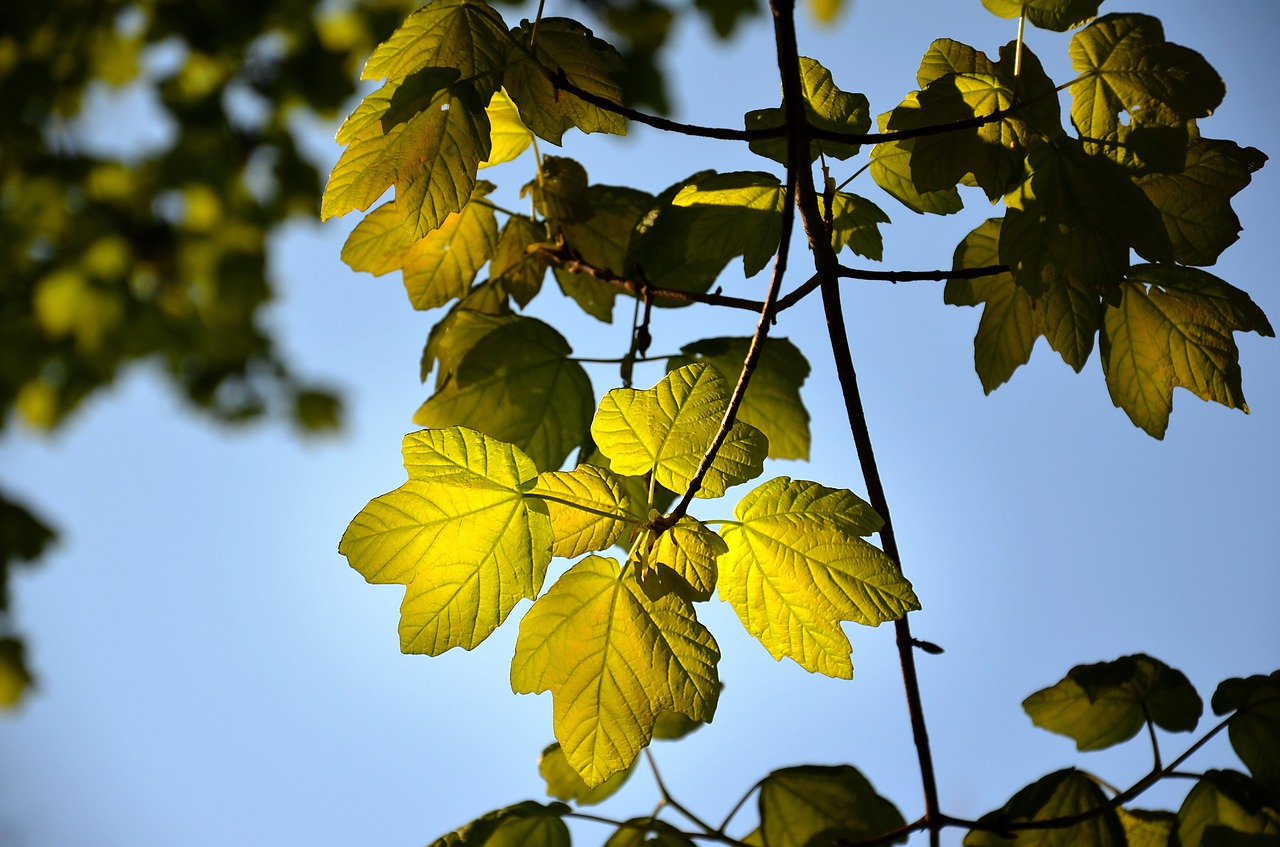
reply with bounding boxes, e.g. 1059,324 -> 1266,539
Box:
1,2 -> 1277,845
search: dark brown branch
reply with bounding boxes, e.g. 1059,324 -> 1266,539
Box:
837,263 -> 1008,282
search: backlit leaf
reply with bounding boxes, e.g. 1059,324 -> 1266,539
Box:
427,802 -> 571,847
339,427 -> 553,655
480,88 -> 535,168
525,156 -> 594,223
539,742 -> 632,805
1177,771 -> 1280,847
667,337 -> 812,460
821,191 -> 890,261
1023,654 -> 1203,751
1117,808 -> 1178,847
604,818 -> 696,847
627,174 -> 744,296
490,214 -> 550,307
592,363 -> 767,499
746,57 -> 870,163
531,464 -> 637,559
556,184 -> 655,322
1213,672 -> 1280,795
414,315 -> 595,471
965,769 -> 1126,847
719,477 -> 914,679
361,0 -> 512,88
980,0 -> 1102,32
671,171 -> 785,277
511,555 -> 720,786
0,638 -> 34,709
643,516 -> 726,602
759,765 -> 907,847
1100,265 -> 1275,438
869,105 -> 963,215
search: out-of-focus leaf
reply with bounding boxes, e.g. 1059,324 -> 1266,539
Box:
539,742 -> 633,805
1213,672 -> 1280,795
965,769 -> 1126,847
759,765 -> 907,847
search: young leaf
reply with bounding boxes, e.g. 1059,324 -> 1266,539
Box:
511,555 -> 720,787
1099,265 -> 1275,439
719,477 -> 915,679
591,363 -> 767,499
414,315 -> 595,471
666,337 -> 812,461
758,765 -> 907,847
1212,672 -> 1280,795
539,742 -> 633,805
821,192 -> 890,262
671,171 -> 785,277
946,218 -> 1101,392
965,769 -> 1126,847
980,0 -> 1102,32
361,0 -> 512,91
339,427 -> 553,655
531,464 -> 637,559
643,516 -> 726,601
1176,770 -> 1280,847
480,88 -> 535,168
1022,654 -> 1203,751
745,57 -> 870,163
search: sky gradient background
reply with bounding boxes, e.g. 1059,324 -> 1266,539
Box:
1,1 -> 1277,845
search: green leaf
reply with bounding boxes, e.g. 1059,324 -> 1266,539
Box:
1023,654 -> 1202,751
759,765 -> 907,847
531,464 -> 637,559
671,171 -> 785,277
0,637 -> 34,709
490,214 -> 550,308
719,477 -> 915,679
745,57 -> 870,163
339,427 -> 553,655
641,516 -> 726,602
821,192 -> 890,262
378,191 -> 499,310
1137,135 -> 1268,266
525,156 -> 594,223
556,184 -> 656,322
427,801 -> 571,847
423,307 -> 516,387
323,71 -> 491,240
965,769 -> 1126,847
361,0 -> 512,93
1099,265 -> 1275,439
666,337 -> 812,460
414,315 -> 595,471
480,88 -> 535,168
980,0 -> 1102,32
605,818 -> 697,847
1213,672 -> 1280,795
591,363 -> 767,499
1070,14 -> 1224,143
1117,808 -> 1178,847
946,218 -> 1101,392
1177,771 -> 1280,847
1001,138 -> 1171,298
504,18 -> 627,144
539,742 -> 633,805
511,555 -> 720,786
869,105 -> 963,216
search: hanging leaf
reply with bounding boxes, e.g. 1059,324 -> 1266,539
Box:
556,184 -> 656,322
821,191 -> 890,262
745,57 -> 870,163
490,214 -> 550,307
759,765 -> 907,847
965,769 -> 1126,847
641,516 -> 725,602
980,0 -> 1103,32
869,103 -> 964,215
1212,672 -> 1280,795
525,156 -> 594,223
1116,808 -> 1179,847
671,171 -> 785,277
539,742 -> 633,805
604,818 -> 697,847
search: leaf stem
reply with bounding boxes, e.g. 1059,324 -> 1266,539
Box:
522,491 -> 646,525
717,779 -> 763,833
645,749 -> 718,835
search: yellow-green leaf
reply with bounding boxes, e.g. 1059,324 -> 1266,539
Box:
480,88 -> 535,168
539,742 -> 633,805
980,0 -> 1102,32
965,769 -> 1125,847
1177,771 -> 1280,847
511,555 -> 720,786
555,184 -> 655,323
644,516 -> 726,602
719,477 -> 913,679
0,637 -> 34,709
604,818 -> 696,847
759,765 -> 907,847
821,191 -> 890,262
592,363 -> 767,499
361,0 -> 511,89
745,57 -> 869,163
339,427 -> 552,655
490,214 -> 550,307
672,171 -> 785,277
531,464 -> 637,559
428,802 -> 571,847
869,103 -> 963,216
1117,808 -> 1178,847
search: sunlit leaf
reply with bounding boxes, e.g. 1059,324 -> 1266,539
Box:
1177,771 -> 1280,847
671,171 -> 785,277
980,0 -> 1102,32
511,555 -> 719,786
1213,672 -> 1280,795
481,88 -> 536,168
759,765 -> 907,847
532,464 -> 637,559
869,104 -> 964,215
428,801 -> 571,847
1117,808 -> 1178,847
1100,265 -> 1275,438
746,57 -> 870,163
556,184 -> 655,322
539,742 -> 633,805
965,769 -> 1126,847
490,214 -> 550,307
339,427 -> 552,654
592,363 -> 767,499
361,0 -> 512,92
821,191 -> 890,262
641,516 -> 726,602
627,174 -> 747,295
719,477 -> 914,679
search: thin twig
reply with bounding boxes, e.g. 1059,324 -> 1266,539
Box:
645,750 -> 719,835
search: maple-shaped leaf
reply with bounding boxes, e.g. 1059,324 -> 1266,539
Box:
339,427 -> 553,655
503,18 -> 627,145
427,802 -> 571,847
1023,654 -> 1203,751
361,0 -> 512,93
1212,672 -> 1280,795
946,218 -> 1101,392
490,214 -> 550,307
980,0 -> 1102,32
820,192 -> 890,262
745,57 -> 870,163
323,69 -> 491,239
719,477 -> 915,679
539,742 -> 633,805
1070,14 -> 1224,145
511,555 -> 720,786
480,88 -> 535,168
531,464 -> 638,559
414,314 -> 595,471
592,363 -> 767,499
667,337 -> 811,461
1001,138 -> 1171,298
965,769 -> 1126,847
671,171 -> 785,277
1176,771 -> 1280,847
1100,265 -> 1274,439
641,516 -> 726,602
1137,135 -> 1267,267
759,766 -> 907,847
869,105 -> 963,216
555,184 -> 655,323
423,308 -> 515,387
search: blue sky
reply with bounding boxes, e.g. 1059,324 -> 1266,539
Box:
1,1 -> 1277,845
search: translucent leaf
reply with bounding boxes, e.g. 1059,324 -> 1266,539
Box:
414,315 -> 595,471
666,337 -> 812,460
1177,771 -> 1280,847
643,516 -> 726,602
719,477 -> 914,679
339,427 -> 553,654
1100,265 -> 1275,439
503,18 -> 627,144
1117,808 -> 1178,847
532,464 -> 637,559
556,184 -> 655,322
605,818 -> 696,847
361,0 -> 511,91
424,309 -> 517,388
745,57 -> 870,163
1213,672 -> 1280,795
759,765 -> 907,847
965,769 -> 1126,847
591,363 -> 767,499
427,801 -> 571,847
490,215 -> 550,307
671,171 -> 785,277
946,219 -> 1101,392
1070,14 -> 1224,143
1137,136 -> 1268,266
511,555 -> 720,786
821,191 -> 890,262
1023,654 -> 1203,751
480,88 -> 535,168
869,104 -> 963,216
980,0 -> 1102,31
539,742 -> 632,805
340,200 -> 417,276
